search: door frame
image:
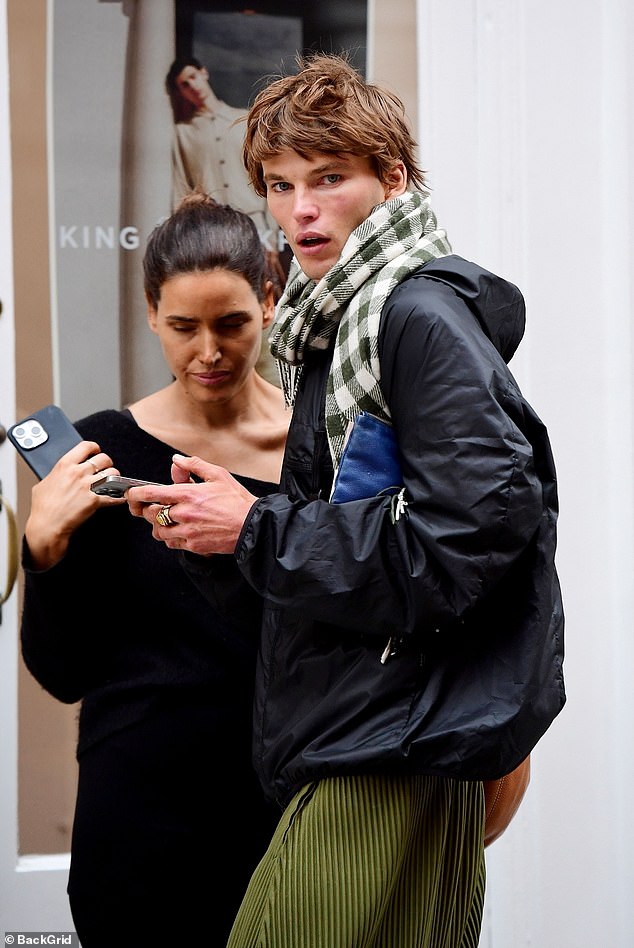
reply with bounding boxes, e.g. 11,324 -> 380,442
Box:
0,0 -> 75,932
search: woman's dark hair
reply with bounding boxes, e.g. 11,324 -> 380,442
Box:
143,191 -> 268,309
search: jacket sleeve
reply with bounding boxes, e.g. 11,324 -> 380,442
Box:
233,282 -> 545,640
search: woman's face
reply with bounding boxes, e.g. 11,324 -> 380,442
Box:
147,269 -> 274,406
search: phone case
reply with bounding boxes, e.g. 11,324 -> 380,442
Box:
7,404 -> 83,480
90,475 -> 161,498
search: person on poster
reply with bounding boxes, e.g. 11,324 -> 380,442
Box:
165,57 -> 286,289
19,194 -> 288,947
128,53 -> 565,947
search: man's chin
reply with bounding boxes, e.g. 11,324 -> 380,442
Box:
297,253 -> 333,282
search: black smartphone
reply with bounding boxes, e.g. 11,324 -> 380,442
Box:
7,404 -> 83,479
90,475 -> 163,498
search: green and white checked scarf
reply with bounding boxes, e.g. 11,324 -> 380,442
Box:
270,191 -> 451,472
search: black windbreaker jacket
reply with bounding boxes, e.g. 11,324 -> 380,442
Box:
185,254 -> 565,808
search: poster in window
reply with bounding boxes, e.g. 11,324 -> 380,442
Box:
51,0 -> 367,415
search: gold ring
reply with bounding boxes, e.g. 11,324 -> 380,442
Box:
156,505 -> 175,527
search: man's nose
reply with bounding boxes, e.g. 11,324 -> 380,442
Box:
292,188 -> 318,221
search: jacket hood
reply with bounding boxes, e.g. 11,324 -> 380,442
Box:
415,255 -> 526,364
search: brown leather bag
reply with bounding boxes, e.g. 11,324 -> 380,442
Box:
483,755 -> 531,847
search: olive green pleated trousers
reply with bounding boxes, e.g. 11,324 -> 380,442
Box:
226,773 -> 486,948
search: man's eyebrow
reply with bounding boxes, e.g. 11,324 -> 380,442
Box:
313,161 -> 348,175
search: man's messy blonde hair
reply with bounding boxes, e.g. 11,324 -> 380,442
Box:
243,52 -> 427,196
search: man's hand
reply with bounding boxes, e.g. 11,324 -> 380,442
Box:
126,454 -> 258,555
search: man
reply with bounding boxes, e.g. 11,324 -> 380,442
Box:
130,53 -> 565,947
165,57 -> 279,246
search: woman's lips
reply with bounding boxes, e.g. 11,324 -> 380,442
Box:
194,371 -> 229,385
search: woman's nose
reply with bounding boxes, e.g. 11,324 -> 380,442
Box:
199,336 -> 222,364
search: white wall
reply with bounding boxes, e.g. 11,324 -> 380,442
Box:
417,1 -> 634,945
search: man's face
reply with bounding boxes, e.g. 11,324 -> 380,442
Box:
175,65 -> 212,110
262,150 -> 407,281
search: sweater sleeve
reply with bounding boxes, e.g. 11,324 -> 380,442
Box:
179,549 -> 263,637
20,521 -> 117,703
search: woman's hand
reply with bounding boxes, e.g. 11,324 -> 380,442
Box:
126,454 -> 258,555
25,441 -> 123,569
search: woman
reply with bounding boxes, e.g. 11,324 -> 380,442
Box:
20,193 -> 288,946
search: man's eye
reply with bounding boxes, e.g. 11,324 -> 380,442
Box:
271,182 -> 290,193
324,174 -> 341,185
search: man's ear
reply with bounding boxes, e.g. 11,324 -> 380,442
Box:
384,161 -> 408,199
